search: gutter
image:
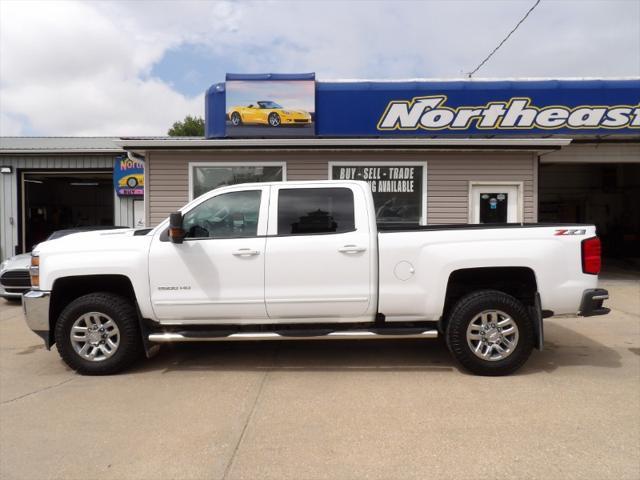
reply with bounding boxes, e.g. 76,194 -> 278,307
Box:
0,149 -> 123,154
116,137 -> 572,151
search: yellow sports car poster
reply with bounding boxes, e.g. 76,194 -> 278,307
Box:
114,156 -> 144,197
226,78 -> 315,137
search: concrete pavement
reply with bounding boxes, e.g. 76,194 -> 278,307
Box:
1,274 -> 638,480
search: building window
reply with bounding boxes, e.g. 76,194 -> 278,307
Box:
278,187 -> 355,235
190,163 -> 285,199
330,162 -> 426,225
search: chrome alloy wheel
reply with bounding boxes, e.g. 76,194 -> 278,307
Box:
268,113 -> 281,126
70,312 -> 120,362
466,310 -> 519,361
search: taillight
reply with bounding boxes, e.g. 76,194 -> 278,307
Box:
581,237 -> 601,275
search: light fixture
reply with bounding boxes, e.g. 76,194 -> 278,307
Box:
70,182 -> 99,186
1,166 -> 12,174
24,179 -> 44,184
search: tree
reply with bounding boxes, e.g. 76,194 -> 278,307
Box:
167,115 -> 205,136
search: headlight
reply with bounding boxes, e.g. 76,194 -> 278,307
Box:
282,110 -> 291,114
30,254 -> 40,288
0,261 -> 7,272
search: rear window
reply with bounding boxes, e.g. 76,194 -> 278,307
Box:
278,188 -> 355,235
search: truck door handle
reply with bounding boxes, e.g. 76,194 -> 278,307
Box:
232,248 -> 260,257
338,245 -> 366,254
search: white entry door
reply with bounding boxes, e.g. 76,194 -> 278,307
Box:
470,184 -> 522,224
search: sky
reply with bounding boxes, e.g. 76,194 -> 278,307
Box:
0,0 -> 638,137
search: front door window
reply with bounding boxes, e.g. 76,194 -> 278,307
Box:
183,190 -> 261,239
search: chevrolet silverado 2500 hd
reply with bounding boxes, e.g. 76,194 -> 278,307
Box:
22,180 -> 610,376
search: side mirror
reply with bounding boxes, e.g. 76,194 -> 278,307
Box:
168,212 -> 186,244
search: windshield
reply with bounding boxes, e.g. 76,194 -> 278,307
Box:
258,101 -> 283,109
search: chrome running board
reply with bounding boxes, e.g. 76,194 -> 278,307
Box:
148,329 -> 438,343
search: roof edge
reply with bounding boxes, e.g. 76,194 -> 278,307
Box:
0,148 -> 123,154
117,137 -> 572,149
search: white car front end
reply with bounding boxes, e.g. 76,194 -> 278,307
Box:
0,253 -> 32,300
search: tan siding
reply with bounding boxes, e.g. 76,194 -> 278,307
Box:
428,153 -> 535,224
147,151 -> 188,226
147,150 -> 536,226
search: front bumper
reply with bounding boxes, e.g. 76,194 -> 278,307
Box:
579,288 -> 610,317
0,284 -> 25,299
22,290 -> 51,348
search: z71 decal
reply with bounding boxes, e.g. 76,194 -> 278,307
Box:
554,229 -> 587,236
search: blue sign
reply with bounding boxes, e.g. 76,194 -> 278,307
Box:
114,156 -> 144,197
206,78 -> 640,138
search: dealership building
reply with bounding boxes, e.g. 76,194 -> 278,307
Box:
1,76 -> 638,265
119,75 -> 639,264
0,137 -> 144,260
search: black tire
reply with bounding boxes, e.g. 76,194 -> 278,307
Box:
54,292 -> 143,375
230,112 -> 242,126
268,112 -> 281,127
126,177 -> 138,188
445,290 -> 534,376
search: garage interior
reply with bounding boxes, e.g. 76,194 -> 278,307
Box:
21,171 -> 114,252
539,162 -> 640,268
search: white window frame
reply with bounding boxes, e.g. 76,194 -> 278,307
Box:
328,161 -> 428,225
188,161 -> 287,201
468,181 -> 524,223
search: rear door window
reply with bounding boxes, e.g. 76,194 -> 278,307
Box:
277,188 -> 355,235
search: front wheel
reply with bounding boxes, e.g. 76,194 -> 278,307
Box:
445,290 -> 534,376
54,293 -> 143,375
268,112 -> 281,127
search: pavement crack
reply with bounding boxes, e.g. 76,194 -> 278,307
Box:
611,307 -> 640,318
1,378 -> 75,405
220,346 -> 277,480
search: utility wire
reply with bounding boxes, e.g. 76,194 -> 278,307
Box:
467,0 -> 542,78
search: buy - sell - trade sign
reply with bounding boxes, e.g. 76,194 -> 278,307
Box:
114,155 -> 144,197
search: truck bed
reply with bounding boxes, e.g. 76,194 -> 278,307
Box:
377,222 -> 593,232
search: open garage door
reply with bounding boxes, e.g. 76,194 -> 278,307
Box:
539,163 -> 640,266
21,171 -> 114,252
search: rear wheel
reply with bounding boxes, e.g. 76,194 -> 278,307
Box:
54,293 -> 143,375
445,290 -> 534,376
230,112 -> 242,126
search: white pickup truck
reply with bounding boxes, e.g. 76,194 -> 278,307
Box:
23,180 -> 609,376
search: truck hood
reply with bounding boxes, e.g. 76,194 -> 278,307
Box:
34,228 -> 152,255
